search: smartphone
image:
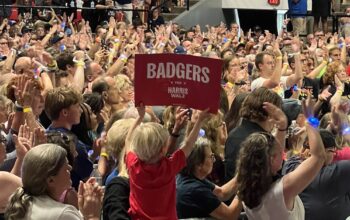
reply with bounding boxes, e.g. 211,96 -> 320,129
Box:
186,108 -> 192,120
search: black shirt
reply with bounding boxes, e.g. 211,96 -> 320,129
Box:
103,176 -> 130,220
176,174 -> 221,219
224,119 -> 266,182
283,156 -> 350,220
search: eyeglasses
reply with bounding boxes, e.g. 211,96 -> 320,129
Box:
326,148 -> 336,154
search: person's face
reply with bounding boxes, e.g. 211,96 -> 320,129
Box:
231,24 -> 239,31
261,54 -> 275,74
119,82 -> 134,102
307,34 -> 314,43
14,57 -> 34,76
336,65 -> 348,82
36,27 -> 45,37
236,47 -> 246,56
330,49 -> 341,61
300,54 -> 309,73
186,31 -> 195,40
314,31 -> 325,40
270,141 -> 284,175
198,147 -> 215,177
182,40 -> 192,52
49,158 -> 72,196
66,103 -> 82,125
239,57 -> 248,70
89,63 -> 105,82
106,77 -> 120,105
227,58 -> 240,83
0,38 -> 9,54
31,89 -> 45,117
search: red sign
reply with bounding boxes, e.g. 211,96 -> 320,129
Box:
268,0 -> 280,6
135,54 -> 223,113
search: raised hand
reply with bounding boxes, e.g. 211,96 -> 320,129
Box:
173,107 -> 189,132
33,128 -> 47,147
13,125 -> 33,159
263,102 -> 288,130
78,178 -> 103,220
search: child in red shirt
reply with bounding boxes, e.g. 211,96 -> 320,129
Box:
125,105 -> 209,220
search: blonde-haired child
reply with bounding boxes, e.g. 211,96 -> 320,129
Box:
125,105 -> 209,219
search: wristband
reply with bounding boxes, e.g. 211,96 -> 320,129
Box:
100,152 -> 109,158
322,60 -> 328,65
75,61 -> 85,67
306,117 -> 320,128
15,105 -> 23,112
170,132 -> 180,138
276,56 -> 283,60
23,107 -> 32,113
291,52 -> 300,56
336,90 -> 343,95
119,54 -> 128,63
343,127 -> 350,135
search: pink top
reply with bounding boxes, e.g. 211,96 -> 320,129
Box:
333,147 -> 350,162
126,149 -> 186,220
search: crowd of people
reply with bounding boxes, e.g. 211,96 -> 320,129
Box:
0,0 -> 350,219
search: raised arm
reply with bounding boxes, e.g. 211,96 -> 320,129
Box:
286,37 -> 303,88
125,104 -> 145,153
262,39 -> 283,88
180,109 -> 209,157
283,96 -> 326,210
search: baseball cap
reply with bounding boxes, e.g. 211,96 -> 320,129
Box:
174,46 -> 186,54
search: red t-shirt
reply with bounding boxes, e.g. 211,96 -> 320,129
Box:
126,149 -> 186,220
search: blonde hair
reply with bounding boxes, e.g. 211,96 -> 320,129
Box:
131,122 -> 169,162
115,74 -> 132,93
107,118 -> 135,177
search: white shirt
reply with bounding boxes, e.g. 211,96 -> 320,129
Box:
24,195 -> 83,220
243,178 -> 305,220
251,76 -> 289,98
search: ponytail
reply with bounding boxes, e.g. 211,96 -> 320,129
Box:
5,187 -> 32,220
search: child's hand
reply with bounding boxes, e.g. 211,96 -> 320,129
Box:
174,107 -> 189,131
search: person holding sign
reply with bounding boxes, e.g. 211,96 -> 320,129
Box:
124,104 -> 209,219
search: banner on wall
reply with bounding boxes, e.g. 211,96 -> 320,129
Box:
134,54 -> 223,113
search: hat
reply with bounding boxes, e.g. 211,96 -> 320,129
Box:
319,129 -> 336,149
174,46 -> 186,54
281,99 -> 302,126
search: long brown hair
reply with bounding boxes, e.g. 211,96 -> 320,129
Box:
236,132 -> 277,209
323,61 -> 343,86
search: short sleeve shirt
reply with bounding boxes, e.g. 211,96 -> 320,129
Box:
176,174 -> 221,219
251,76 -> 289,98
126,149 -> 186,220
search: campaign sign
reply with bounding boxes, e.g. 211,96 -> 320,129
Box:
135,54 -> 223,113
